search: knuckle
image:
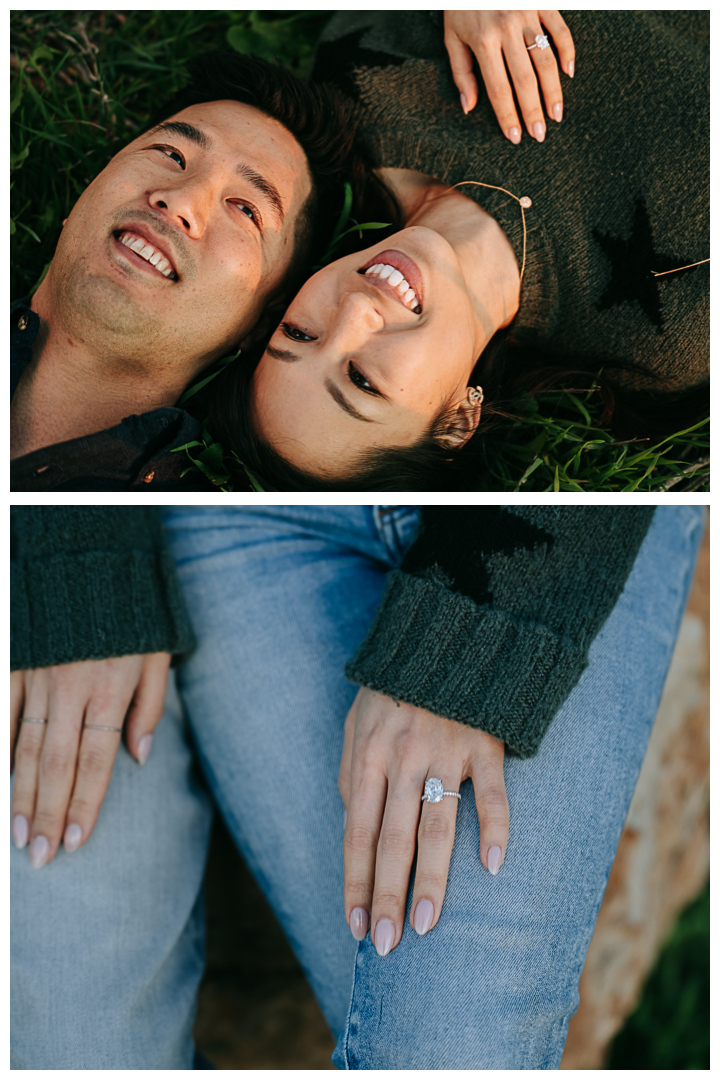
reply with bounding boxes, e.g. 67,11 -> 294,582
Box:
372,887 -> 404,910
418,813 -> 452,845
344,822 -> 377,855
77,745 -> 111,778
67,793 -> 97,820
14,736 -> 41,768
516,70 -> 538,93
416,868 -> 446,892
40,748 -> 74,780
344,876 -> 373,899
379,825 -> 415,859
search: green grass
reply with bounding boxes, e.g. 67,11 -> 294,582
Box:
607,882 -> 709,1070
10,10 -> 709,491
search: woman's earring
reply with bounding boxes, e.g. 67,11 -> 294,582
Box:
467,386 -> 484,407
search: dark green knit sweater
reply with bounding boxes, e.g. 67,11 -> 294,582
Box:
313,11 -> 709,391
10,507 -> 195,670
10,506 -> 654,758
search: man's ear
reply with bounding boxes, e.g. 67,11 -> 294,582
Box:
435,394 -> 483,450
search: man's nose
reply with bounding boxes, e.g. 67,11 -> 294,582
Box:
148,179 -> 211,238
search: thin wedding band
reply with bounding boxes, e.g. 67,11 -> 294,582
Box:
84,723 -> 123,733
21,717 -> 47,724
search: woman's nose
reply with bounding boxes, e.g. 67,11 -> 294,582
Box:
327,287 -> 384,349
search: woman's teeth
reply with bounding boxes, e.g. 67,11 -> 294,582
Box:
365,263 -> 420,311
118,231 -> 176,279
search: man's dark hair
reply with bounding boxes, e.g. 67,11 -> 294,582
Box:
149,50 -> 354,287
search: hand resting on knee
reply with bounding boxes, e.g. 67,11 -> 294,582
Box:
339,687 -> 509,956
10,653 -> 171,867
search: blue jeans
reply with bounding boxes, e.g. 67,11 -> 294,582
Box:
10,506 -> 703,1069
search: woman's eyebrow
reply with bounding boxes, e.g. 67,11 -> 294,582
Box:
324,379 -> 375,423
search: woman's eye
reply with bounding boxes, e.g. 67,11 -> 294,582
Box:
348,360 -> 379,396
280,321 -> 316,343
160,147 -> 184,167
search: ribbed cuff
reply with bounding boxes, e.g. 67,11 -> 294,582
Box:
11,549 -> 195,671
345,571 -> 588,758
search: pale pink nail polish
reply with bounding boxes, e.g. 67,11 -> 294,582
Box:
12,814 -> 28,849
488,845 -> 503,875
568,60 -> 575,78
414,899 -> 434,936
374,918 -> 395,956
508,127 -> 521,145
460,92 -> 468,115
533,122 -> 546,143
350,907 -> 368,941
64,823 -> 82,853
553,102 -> 563,122
29,835 -> 49,869
138,734 -> 153,766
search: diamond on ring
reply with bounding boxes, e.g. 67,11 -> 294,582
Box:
424,777 -> 445,803
534,34 -> 549,50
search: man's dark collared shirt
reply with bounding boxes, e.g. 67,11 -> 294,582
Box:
10,298 -> 212,491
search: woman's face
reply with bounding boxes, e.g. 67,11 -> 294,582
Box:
251,226 -> 488,478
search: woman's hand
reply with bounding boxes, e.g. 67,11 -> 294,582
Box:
339,687 -> 509,954
444,10 -> 575,143
10,653 -> 171,867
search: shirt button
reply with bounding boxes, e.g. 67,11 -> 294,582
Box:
17,314 -> 29,330
143,471 -> 155,484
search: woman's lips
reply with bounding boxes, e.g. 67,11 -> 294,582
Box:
359,248 -> 424,313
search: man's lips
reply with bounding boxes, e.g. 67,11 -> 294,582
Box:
112,225 -> 178,280
359,248 -> 423,313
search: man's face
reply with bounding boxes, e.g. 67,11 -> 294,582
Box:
45,100 -> 312,376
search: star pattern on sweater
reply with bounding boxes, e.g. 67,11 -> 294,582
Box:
402,507 -> 553,607
592,197 -> 699,330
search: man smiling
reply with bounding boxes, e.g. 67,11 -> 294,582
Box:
10,51 -> 350,490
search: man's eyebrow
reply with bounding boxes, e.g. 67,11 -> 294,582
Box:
325,379 -> 376,423
236,162 -> 285,225
148,120 -> 213,152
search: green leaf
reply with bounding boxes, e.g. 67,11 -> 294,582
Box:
10,143 -> 31,171
16,220 -> 41,243
30,261 -> 51,294
10,219 -> 16,235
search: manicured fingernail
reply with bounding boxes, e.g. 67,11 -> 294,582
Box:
12,814 -> 28,849
460,92 -> 468,115
568,60 -> 574,78
343,808 -> 347,830
552,102 -> 563,122
350,907 -> 368,941
488,845 -> 503,875
30,835 -> 49,869
64,823 -> 82,853
414,899 -> 434,936
533,122 -> 545,142
508,126 -> 521,144
374,918 -> 395,956
137,734 -> 153,766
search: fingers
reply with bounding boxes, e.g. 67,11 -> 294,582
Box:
444,31 -> 479,114
474,42 -> 523,144
369,775 -> 422,956
343,766 -> 387,944
410,776 -> 460,938
124,652 -> 171,765
338,691 -> 359,811
526,21 -> 565,127
471,736 -> 509,875
11,668 -> 50,851
504,29 -> 555,142
541,10 -> 576,78
10,670 -> 25,770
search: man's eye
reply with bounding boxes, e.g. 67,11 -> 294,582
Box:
159,147 -> 184,167
348,360 -> 379,395
280,321 -> 316,342
237,203 -> 255,221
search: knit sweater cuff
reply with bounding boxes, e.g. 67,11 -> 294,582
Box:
11,549 -> 195,670
345,570 -> 588,758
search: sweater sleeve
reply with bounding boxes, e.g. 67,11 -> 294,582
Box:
345,506 -> 656,757
11,506 -> 195,670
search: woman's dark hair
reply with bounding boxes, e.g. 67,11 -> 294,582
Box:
201,333 -> 709,492
147,50 -> 396,285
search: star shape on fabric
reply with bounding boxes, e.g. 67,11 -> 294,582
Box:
592,197 -> 699,330
402,507 -> 553,607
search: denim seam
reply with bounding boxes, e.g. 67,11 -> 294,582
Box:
337,941 -> 361,1069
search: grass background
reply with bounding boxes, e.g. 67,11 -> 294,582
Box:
10,9 -> 708,492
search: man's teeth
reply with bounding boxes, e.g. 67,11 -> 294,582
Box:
365,262 -> 420,311
119,232 -> 176,278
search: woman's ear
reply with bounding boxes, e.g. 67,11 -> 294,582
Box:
436,389 -> 483,450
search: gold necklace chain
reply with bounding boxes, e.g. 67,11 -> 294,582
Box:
444,180 -> 531,283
